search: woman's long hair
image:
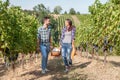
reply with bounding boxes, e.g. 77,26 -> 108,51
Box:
66,19 -> 75,31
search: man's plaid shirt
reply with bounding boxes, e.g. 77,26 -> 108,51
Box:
37,26 -> 51,43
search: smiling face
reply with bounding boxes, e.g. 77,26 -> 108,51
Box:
42,16 -> 51,27
65,19 -> 72,28
44,18 -> 50,26
65,20 -> 69,27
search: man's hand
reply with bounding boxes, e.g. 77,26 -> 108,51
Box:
37,39 -> 40,52
36,47 -> 40,53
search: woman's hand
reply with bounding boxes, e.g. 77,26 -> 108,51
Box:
72,44 -> 75,48
72,40 -> 75,48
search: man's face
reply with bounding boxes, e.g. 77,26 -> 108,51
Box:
45,19 -> 50,25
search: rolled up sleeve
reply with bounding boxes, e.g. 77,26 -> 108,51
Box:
72,27 -> 76,41
37,28 -> 40,39
60,28 -> 65,45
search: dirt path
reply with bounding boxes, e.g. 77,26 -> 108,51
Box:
0,53 -> 120,80
71,15 -> 80,26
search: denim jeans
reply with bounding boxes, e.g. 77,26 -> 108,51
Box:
40,43 -> 50,70
61,43 -> 72,67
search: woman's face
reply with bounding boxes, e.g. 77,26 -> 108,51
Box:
65,20 -> 69,27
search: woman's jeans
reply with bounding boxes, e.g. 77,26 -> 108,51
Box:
62,43 -> 72,67
40,43 -> 50,70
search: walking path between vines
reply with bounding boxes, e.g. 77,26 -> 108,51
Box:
0,51 -> 120,80
71,15 -> 80,26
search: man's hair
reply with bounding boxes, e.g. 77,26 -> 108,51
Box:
41,16 -> 50,24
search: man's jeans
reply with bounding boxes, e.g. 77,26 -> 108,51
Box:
61,43 -> 72,67
40,43 -> 50,70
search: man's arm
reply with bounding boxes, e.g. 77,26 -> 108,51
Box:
37,39 -> 40,48
50,37 -> 52,45
37,27 -> 40,52
37,39 -> 40,52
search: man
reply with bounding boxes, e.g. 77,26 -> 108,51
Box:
37,16 -> 52,74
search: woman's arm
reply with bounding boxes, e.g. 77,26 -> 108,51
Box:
72,27 -> 76,47
60,27 -> 65,47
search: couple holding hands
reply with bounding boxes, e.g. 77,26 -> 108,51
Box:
37,16 -> 76,74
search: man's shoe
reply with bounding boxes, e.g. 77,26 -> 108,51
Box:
41,70 -> 46,74
45,68 -> 50,72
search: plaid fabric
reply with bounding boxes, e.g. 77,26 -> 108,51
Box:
37,26 -> 51,43
60,26 -> 76,45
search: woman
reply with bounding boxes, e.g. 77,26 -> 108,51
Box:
60,19 -> 76,72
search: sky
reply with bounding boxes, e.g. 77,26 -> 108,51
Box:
3,0 -> 108,14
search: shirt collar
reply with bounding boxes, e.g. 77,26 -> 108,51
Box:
42,26 -> 51,30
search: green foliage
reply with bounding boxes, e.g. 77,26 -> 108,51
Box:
54,6 -> 62,14
75,14 -> 92,47
0,0 -> 39,60
89,0 -> 120,55
111,0 -> 120,4
69,8 -> 76,15
74,0 -> 120,55
64,11 -> 67,14
76,12 -> 80,15
33,4 -> 50,22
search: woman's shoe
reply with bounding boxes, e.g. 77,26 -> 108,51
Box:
64,66 -> 69,73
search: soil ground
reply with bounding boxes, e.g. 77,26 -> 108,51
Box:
0,51 -> 120,80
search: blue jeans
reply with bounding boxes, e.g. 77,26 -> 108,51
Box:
40,43 -> 50,70
62,43 -> 72,67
